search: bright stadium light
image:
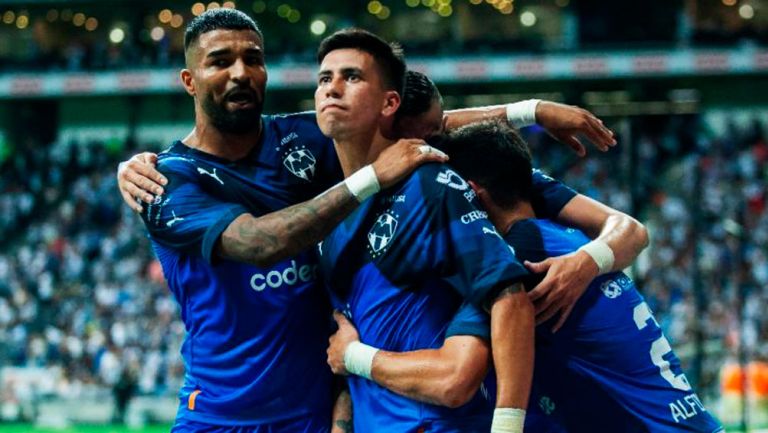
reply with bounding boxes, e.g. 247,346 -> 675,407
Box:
109,27 -> 125,44
73,12 -> 86,27
521,11 -> 537,26
739,4 -> 755,19
151,26 -> 165,41
310,19 -> 326,35
16,14 -> 28,29
171,14 -> 184,28
376,6 -> 391,19
158,9 -> 172,24
223,1 -> 236,8
85,17 -> 98,31
192,2 -> 206,15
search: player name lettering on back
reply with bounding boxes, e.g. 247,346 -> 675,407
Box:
250,260 -> 318,291
460,210 -> 488,224
669,394 -> 707,423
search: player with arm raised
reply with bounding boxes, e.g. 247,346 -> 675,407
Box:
133,10 -> 446,433
329,120 -> 724,433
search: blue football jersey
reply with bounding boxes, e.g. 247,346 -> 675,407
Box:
320,163 -> 542,433
504,219 -> 724,433
140,112 -> 341,427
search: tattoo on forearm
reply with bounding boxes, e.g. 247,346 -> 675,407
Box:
335,420 -> 353,433
219,184 -> 359,266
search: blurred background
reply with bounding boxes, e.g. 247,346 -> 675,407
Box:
0,0 -> 767,431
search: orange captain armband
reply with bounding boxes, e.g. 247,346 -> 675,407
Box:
188,390 -> 202,411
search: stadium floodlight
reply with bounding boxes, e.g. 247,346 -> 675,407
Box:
150,26 -> 165,42
310,19 -> 326,35
109,27 -> 125,44
739,4 -> 755,19
520,11 -> 537,26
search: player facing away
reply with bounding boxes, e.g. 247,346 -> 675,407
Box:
439,121 -> 724,433
314,29 -> 540,432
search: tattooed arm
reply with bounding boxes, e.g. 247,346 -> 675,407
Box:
216,138 -> 446,267
331,388 -> 354,433
217,185 -> 359,267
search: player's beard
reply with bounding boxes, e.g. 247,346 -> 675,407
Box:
202,91 -> 263,134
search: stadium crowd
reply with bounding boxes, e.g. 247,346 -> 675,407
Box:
0,112 -> 765,422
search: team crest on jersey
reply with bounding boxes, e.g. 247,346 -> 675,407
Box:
538,396 -> 556,415
367,211 -> 399,257
436,169 -> 468,191
600,274 -> 632,299
283,146 -> 317,181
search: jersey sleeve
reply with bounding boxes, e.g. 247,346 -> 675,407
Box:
141,157 -> 248,264
445,302 -> 490,340
530,169 -> 578,218
423,167 -> 530,308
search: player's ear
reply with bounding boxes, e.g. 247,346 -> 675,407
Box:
181,69 -> 196,96
381,90 -> 401,117
469,180 -> 493,210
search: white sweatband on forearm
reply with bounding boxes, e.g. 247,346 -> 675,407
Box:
505,99 -> 541,128
344,341 -> 379,380
578,239 -> 615,275
344,164 -> 380,203
491,408 -> 526,433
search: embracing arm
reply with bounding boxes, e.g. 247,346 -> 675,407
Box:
488,284 -> 535,429
556,194 -> 649,271
327,312 -> 490,409
528,194 -> 649,331
371,335 -> 489,408
217,185 -> 359,267
443,100 -> 616,155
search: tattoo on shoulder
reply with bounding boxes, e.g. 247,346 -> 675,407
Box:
335,419 -> 353,433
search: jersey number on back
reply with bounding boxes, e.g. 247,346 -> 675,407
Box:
633,302 -> 692,392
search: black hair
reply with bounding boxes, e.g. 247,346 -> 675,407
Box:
316,28 -> 406,95
184,8 -> 262,51
440,120 -> 533,208
396,70 -> 442,122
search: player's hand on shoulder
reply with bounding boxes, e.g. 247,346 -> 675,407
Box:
372,138 -> 448,189
117,152 -> 166,213
327,311 -> 361,376
525,250 -> 599,332
535,101 -> 617,156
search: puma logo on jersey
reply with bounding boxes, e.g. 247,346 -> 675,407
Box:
483,226 -> 502,238
167,211 -> 184,227
197,167 -> 224,185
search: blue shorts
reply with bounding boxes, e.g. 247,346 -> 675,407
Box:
526,274 -> 723,433
172,417 -> 330,433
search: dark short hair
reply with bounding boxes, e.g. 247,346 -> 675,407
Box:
316,28 -> 406,95
184,8 -> 262,51
439,120 -> 533,208
396,70 -> 442,122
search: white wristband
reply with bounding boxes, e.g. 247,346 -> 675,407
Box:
344,341 -> 379,380
491,408 -> 526,433
578,239 -> 615,275
505,99 -> 541,128
344,164 -> 380,203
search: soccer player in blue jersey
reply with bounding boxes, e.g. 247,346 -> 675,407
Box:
132,10 -> 453,433
117,9 -> 618,432
330,120 -> 724,433
314,29 -> 539,432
